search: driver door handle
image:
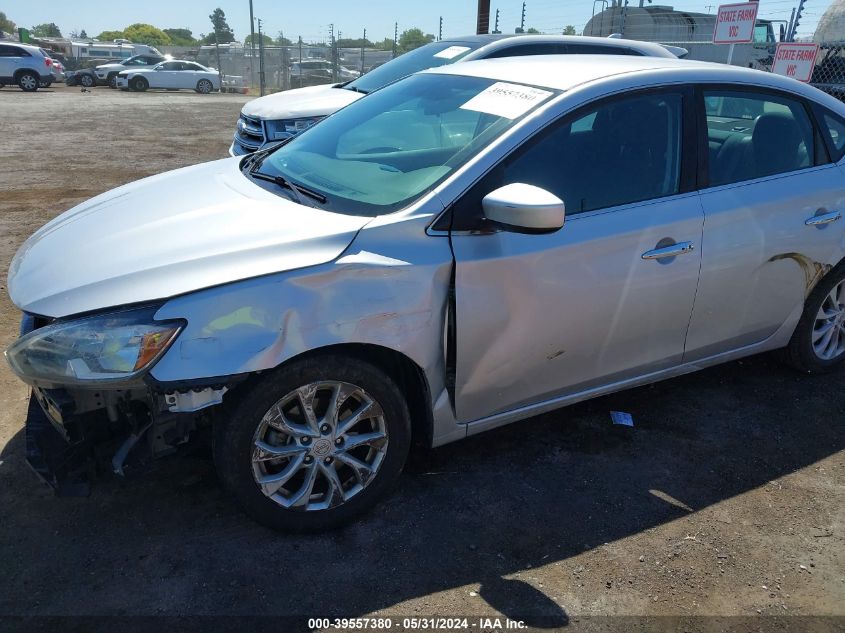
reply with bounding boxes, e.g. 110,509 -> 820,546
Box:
805,210 -> 841,226
641,241 -> 695,260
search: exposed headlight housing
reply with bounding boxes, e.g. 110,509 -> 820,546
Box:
5,306 -> 183,385
264,117 -> 324,141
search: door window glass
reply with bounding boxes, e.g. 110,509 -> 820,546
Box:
704,90 -> 814,186
451,91 -> 683,229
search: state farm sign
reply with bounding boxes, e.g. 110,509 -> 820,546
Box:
713,2 -> 759,44
772,42 -> 820,83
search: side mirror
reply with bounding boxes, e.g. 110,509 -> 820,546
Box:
482,183 -> 565,234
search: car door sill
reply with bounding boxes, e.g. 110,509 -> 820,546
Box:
462,324 -> 793,438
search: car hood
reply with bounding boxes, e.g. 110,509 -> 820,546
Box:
241,83 -> 363,120
7,159 -> 371,318
96,63 -> 126,71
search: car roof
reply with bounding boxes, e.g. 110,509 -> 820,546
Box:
425,54 -> 810,95
469,34 -> 677,58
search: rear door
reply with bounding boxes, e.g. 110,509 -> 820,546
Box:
450,87 -> 704,422
685,87 -> 845,360
0,45 -> 13,80
150,61 -> 180,88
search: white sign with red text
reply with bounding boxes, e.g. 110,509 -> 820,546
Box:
713,2 -> 759,44
772,42 -> 820,82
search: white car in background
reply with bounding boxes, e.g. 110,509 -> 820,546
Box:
116,60 -> 220,93
95,53 -> 166,88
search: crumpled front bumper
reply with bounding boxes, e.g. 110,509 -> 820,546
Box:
25,390 -> 93,497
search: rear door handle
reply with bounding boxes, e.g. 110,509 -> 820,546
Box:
805,210 -> 841,226
641,241 -> 695,260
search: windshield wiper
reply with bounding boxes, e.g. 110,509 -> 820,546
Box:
250,170 -> 328,206
343,85 -> 368,94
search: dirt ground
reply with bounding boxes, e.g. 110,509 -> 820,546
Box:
0,84 -> 843,632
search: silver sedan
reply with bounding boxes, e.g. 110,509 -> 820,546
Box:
7,55 -> 845,531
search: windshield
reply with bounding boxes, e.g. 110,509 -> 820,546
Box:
344,40 -> 483,94
255,73 -> 557,216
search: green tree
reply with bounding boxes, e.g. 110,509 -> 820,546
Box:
97,30 -> 126,41
337,37 -> 373,48
275,32 -> 292,46
378,37 -> 395,50
79,28 -> 89,38
244,33 -> 272,46
525,27 -> 541,34
122,23 -> 172,46
31,22 -> 62,37
163,28 -> 196,46
562,25 -> 577,35
0,11 -> 15,35
398,28 -> 434,52
204,8 -> 235,44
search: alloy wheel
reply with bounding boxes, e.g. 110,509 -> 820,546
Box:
251,381 -> 388,511
19,74 -> 37,91
812,279 -> 845,360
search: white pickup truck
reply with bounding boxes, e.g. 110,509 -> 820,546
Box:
230,34 -> 686,155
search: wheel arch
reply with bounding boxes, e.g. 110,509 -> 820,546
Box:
226,342 -> 434,449
13,68 -> 39,80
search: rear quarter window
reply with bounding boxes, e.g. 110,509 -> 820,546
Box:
815,105 -> 845,161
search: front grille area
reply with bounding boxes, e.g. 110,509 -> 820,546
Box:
233,114 -> 266,154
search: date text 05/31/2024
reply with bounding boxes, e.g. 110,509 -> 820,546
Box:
308,617 -> 528,630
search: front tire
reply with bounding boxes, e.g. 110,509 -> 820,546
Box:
214,354 -> 411,532
196,79 -> 213,94
17,71 -> 39,92
131,77 -> 148,92
783,263 -> 845,373
108,74 -> 118,88
79,73 -> 95,88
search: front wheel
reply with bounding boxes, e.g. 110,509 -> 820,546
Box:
131,77 -> 148,92
17,71 -> 39,92
196,79 -> 213,94
108,74 -> 118,88
783,263 -> 845,373
79,73 -> 95,88
214,355 -> 411,532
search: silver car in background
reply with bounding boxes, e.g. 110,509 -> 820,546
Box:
7,55 -> 845,531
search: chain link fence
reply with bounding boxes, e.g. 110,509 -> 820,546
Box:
172,43 -> 395,94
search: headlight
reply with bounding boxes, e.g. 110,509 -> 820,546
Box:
5,306 -> 183,385
265,117 -> 324,140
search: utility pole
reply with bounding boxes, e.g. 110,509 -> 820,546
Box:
493,9 -> 501,34
517,2 -> 526,33
438,17 -> 443,41
361,28 -> 366,74
329,23 -> 338,82
248,0 -> 256,90
298,35 -> 303,86
788,0 -> 806,42
620,0 -> 629,38
477,0 -> 491,34
393,22 -> 398,58
257,17 -> 265,96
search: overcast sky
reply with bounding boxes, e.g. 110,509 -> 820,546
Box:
4,0 -> 829,42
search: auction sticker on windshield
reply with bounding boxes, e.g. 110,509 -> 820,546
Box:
434,45 -> 471,59
461,82 -> 553,119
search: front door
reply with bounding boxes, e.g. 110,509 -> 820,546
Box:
685,88 -> 845,360
450,88 -> 705,422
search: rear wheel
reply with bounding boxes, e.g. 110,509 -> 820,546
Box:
17,71 -> 39,92
131,76 -> 148,92
783,264 -> 845,373
214,354 -> 411,532
196,79 -> 213,94
108,74 -> 118,88
79,73 -> 95,88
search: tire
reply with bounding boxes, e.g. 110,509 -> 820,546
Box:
39,78 -> 52,88
108,74 -> 118,88
79,73 -> 95,88
214,354 -> 412,532
782,262 -> 845,373
17,71 -> 39,92
196,79 -> 213,94
131,77 -> 148,92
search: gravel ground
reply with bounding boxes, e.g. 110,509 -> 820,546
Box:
0,84 -> 843,633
